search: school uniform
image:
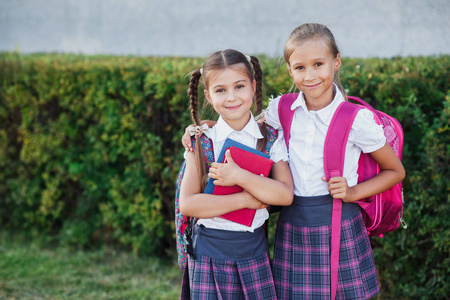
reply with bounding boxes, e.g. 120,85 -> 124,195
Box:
181,115 -> 288,300
266,86 -> 384,299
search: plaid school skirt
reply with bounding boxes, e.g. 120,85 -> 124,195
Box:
272,195 -> 380,300
180,225 -> 277,300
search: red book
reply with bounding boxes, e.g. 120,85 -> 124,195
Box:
204,138 -> 273,226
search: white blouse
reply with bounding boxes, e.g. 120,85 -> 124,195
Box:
265,86 -> 386,197
193,114 -> 289,232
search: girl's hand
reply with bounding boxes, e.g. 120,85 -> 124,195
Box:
241,190 -> 268,210
321,176 -> 355,202
208,149 -> 244,187
181,120 -> 217,152
182,126 -> 194,152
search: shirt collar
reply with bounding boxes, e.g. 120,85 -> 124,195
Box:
213,113 -> 263,142
289,83 -> 345,125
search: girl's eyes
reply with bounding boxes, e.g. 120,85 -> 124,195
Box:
295,62 -> 323,70
215,85 -> 245,93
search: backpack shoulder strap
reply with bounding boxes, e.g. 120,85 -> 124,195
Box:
191,134 -> 214,171
324,101 -> 362,180
324,100 -> 362,300
347,95 -> 376,111
278,93 -> 298,150
262,124 -> 279,155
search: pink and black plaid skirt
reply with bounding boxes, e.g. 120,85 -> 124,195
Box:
272,195 -> 380,299
180,225 -> 276,300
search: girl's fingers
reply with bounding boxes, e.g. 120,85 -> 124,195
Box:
182,127 -> 194,151
224,149 -> 234,163
208,166 -> 217,177
327,176 -> 345,184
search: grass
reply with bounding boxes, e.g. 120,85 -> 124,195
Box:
0,231 -> 393,299
0,235 -> 182,299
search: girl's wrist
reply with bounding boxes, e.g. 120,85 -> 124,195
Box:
348,186 -> 359,202
240,191 -> 252,209
233,168 -> 251,187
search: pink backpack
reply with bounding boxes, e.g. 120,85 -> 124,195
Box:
278,94 -> 407,299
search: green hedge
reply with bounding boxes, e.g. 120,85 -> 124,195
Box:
0,53 -> 448,298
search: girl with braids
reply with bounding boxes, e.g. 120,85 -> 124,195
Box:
179,49 -> 294,299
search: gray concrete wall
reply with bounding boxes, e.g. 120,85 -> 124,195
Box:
1,0 -> 449,58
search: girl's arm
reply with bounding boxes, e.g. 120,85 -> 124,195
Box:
179,151 -> 268,218
209,150 -> 294,206
324,143 -> 405,202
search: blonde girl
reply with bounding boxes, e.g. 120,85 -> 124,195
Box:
266,23 -> 405,299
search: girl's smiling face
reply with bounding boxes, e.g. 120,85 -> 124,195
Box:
204,64 -> 255,131
288,39 -> 341,111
